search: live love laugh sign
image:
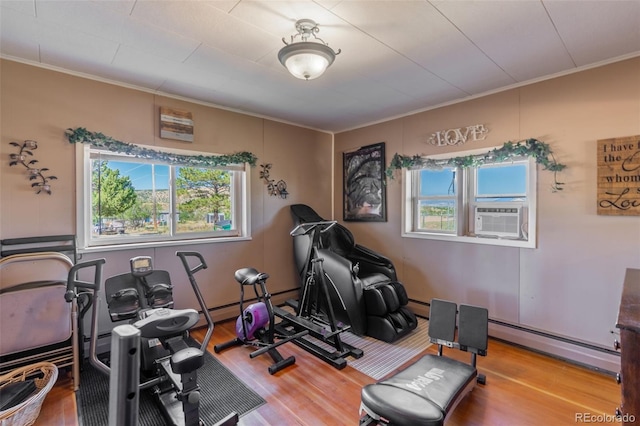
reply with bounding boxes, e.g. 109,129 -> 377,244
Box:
597,135 -> 640,216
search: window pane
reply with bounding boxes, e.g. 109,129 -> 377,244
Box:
417,200 -> 456,233
476,163 -> 526,197
90,159 -> 170,238
419,168 -> 457,196
83,146 -> 248,248
175,167 -> 233,234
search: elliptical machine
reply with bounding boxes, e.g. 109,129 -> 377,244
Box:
270,220 -> 364,370
214,268 -> 306,375
65,251 -> 238,426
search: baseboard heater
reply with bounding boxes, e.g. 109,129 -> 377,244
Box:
410,298 -> 620,374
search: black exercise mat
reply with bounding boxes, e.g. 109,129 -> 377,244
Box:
76,345 -> 265,425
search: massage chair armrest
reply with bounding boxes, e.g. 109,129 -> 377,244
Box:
350,244 -> 397,281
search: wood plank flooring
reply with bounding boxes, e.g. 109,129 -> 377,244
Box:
33,319 -> 621,425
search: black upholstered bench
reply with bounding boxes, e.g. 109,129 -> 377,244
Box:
359,299 -> 489,425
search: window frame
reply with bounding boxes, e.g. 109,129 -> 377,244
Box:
402,148 -> 537,248
75,143 -> 251,253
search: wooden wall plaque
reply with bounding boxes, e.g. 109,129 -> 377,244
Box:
160,107 -> 194,142
597,135 -> 640,215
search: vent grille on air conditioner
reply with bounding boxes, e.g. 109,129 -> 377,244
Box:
474,205 -> 521,238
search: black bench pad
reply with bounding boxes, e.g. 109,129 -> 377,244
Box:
361,354 -> 477,425
361,383 -> 443,426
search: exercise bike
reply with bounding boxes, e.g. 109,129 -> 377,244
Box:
65,251 -> 238,426
213,268 -> 307,375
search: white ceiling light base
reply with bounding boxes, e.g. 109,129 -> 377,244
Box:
278,19 -> 341,81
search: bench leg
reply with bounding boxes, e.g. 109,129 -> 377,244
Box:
359,401 -> 386,425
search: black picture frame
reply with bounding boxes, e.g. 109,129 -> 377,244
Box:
343,142 -> 387,222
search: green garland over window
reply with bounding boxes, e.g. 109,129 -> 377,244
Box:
65,127 -> 258,167
386,138 -> 566,191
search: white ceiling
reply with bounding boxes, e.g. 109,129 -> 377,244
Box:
1,0 -> 639,133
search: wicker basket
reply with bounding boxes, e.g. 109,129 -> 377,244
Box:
0,362 -> 58,426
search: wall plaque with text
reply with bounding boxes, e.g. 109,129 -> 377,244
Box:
597,135 -> 640,216
160,107 -> 194,142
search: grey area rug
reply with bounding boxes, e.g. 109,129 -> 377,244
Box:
341,317 -> 431,380
76,343 -> 265,426
279,305 -> 431,380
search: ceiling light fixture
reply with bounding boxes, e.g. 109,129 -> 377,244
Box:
278,19 -> 341,81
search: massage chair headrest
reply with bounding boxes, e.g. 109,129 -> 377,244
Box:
290,204 -> 324,224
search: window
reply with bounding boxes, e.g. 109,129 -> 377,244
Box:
76,144 -> 250,250
475,163 -> 527,202
414,167 -> 459,234
403,152 -> 536,248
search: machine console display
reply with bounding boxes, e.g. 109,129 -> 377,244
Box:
130,256 -> 153,277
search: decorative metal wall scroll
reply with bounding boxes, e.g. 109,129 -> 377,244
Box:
8,140 -> 57,194
260,164 -> 288,198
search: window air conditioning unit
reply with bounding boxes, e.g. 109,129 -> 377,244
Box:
474,204 -> 522,239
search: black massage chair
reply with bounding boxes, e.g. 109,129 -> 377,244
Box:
290,204 -> 417,342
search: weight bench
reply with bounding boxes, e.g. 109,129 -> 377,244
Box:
359,299 -> 488,425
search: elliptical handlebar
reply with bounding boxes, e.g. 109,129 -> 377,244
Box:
65,258 -> 106,302
177,251 -> 208,274
290,220 -> 337,237
176,251 -> 214,353
64,258 -> 110,376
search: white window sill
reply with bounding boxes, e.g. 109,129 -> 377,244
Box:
402,231 -> 536,248
78,235 -> 252,254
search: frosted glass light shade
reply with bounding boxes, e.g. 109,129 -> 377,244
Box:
278,42 -> 336,80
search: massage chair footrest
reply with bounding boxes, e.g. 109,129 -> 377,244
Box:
363,281 -> 417,342
363,281 -> 408,315
365,306 -> 417,343
360,354 -> 477,426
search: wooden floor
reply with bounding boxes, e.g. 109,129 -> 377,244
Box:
34,320 -> 620,425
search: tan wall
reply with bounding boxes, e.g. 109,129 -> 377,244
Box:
0,59 -> 332,325
335,57 -> 640,370
3,57 -> 639,370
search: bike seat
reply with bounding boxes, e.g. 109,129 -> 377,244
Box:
171,347 -> 205,374
235,267 -> 269,285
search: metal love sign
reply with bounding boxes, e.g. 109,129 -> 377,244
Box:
427,124 -> 489,146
